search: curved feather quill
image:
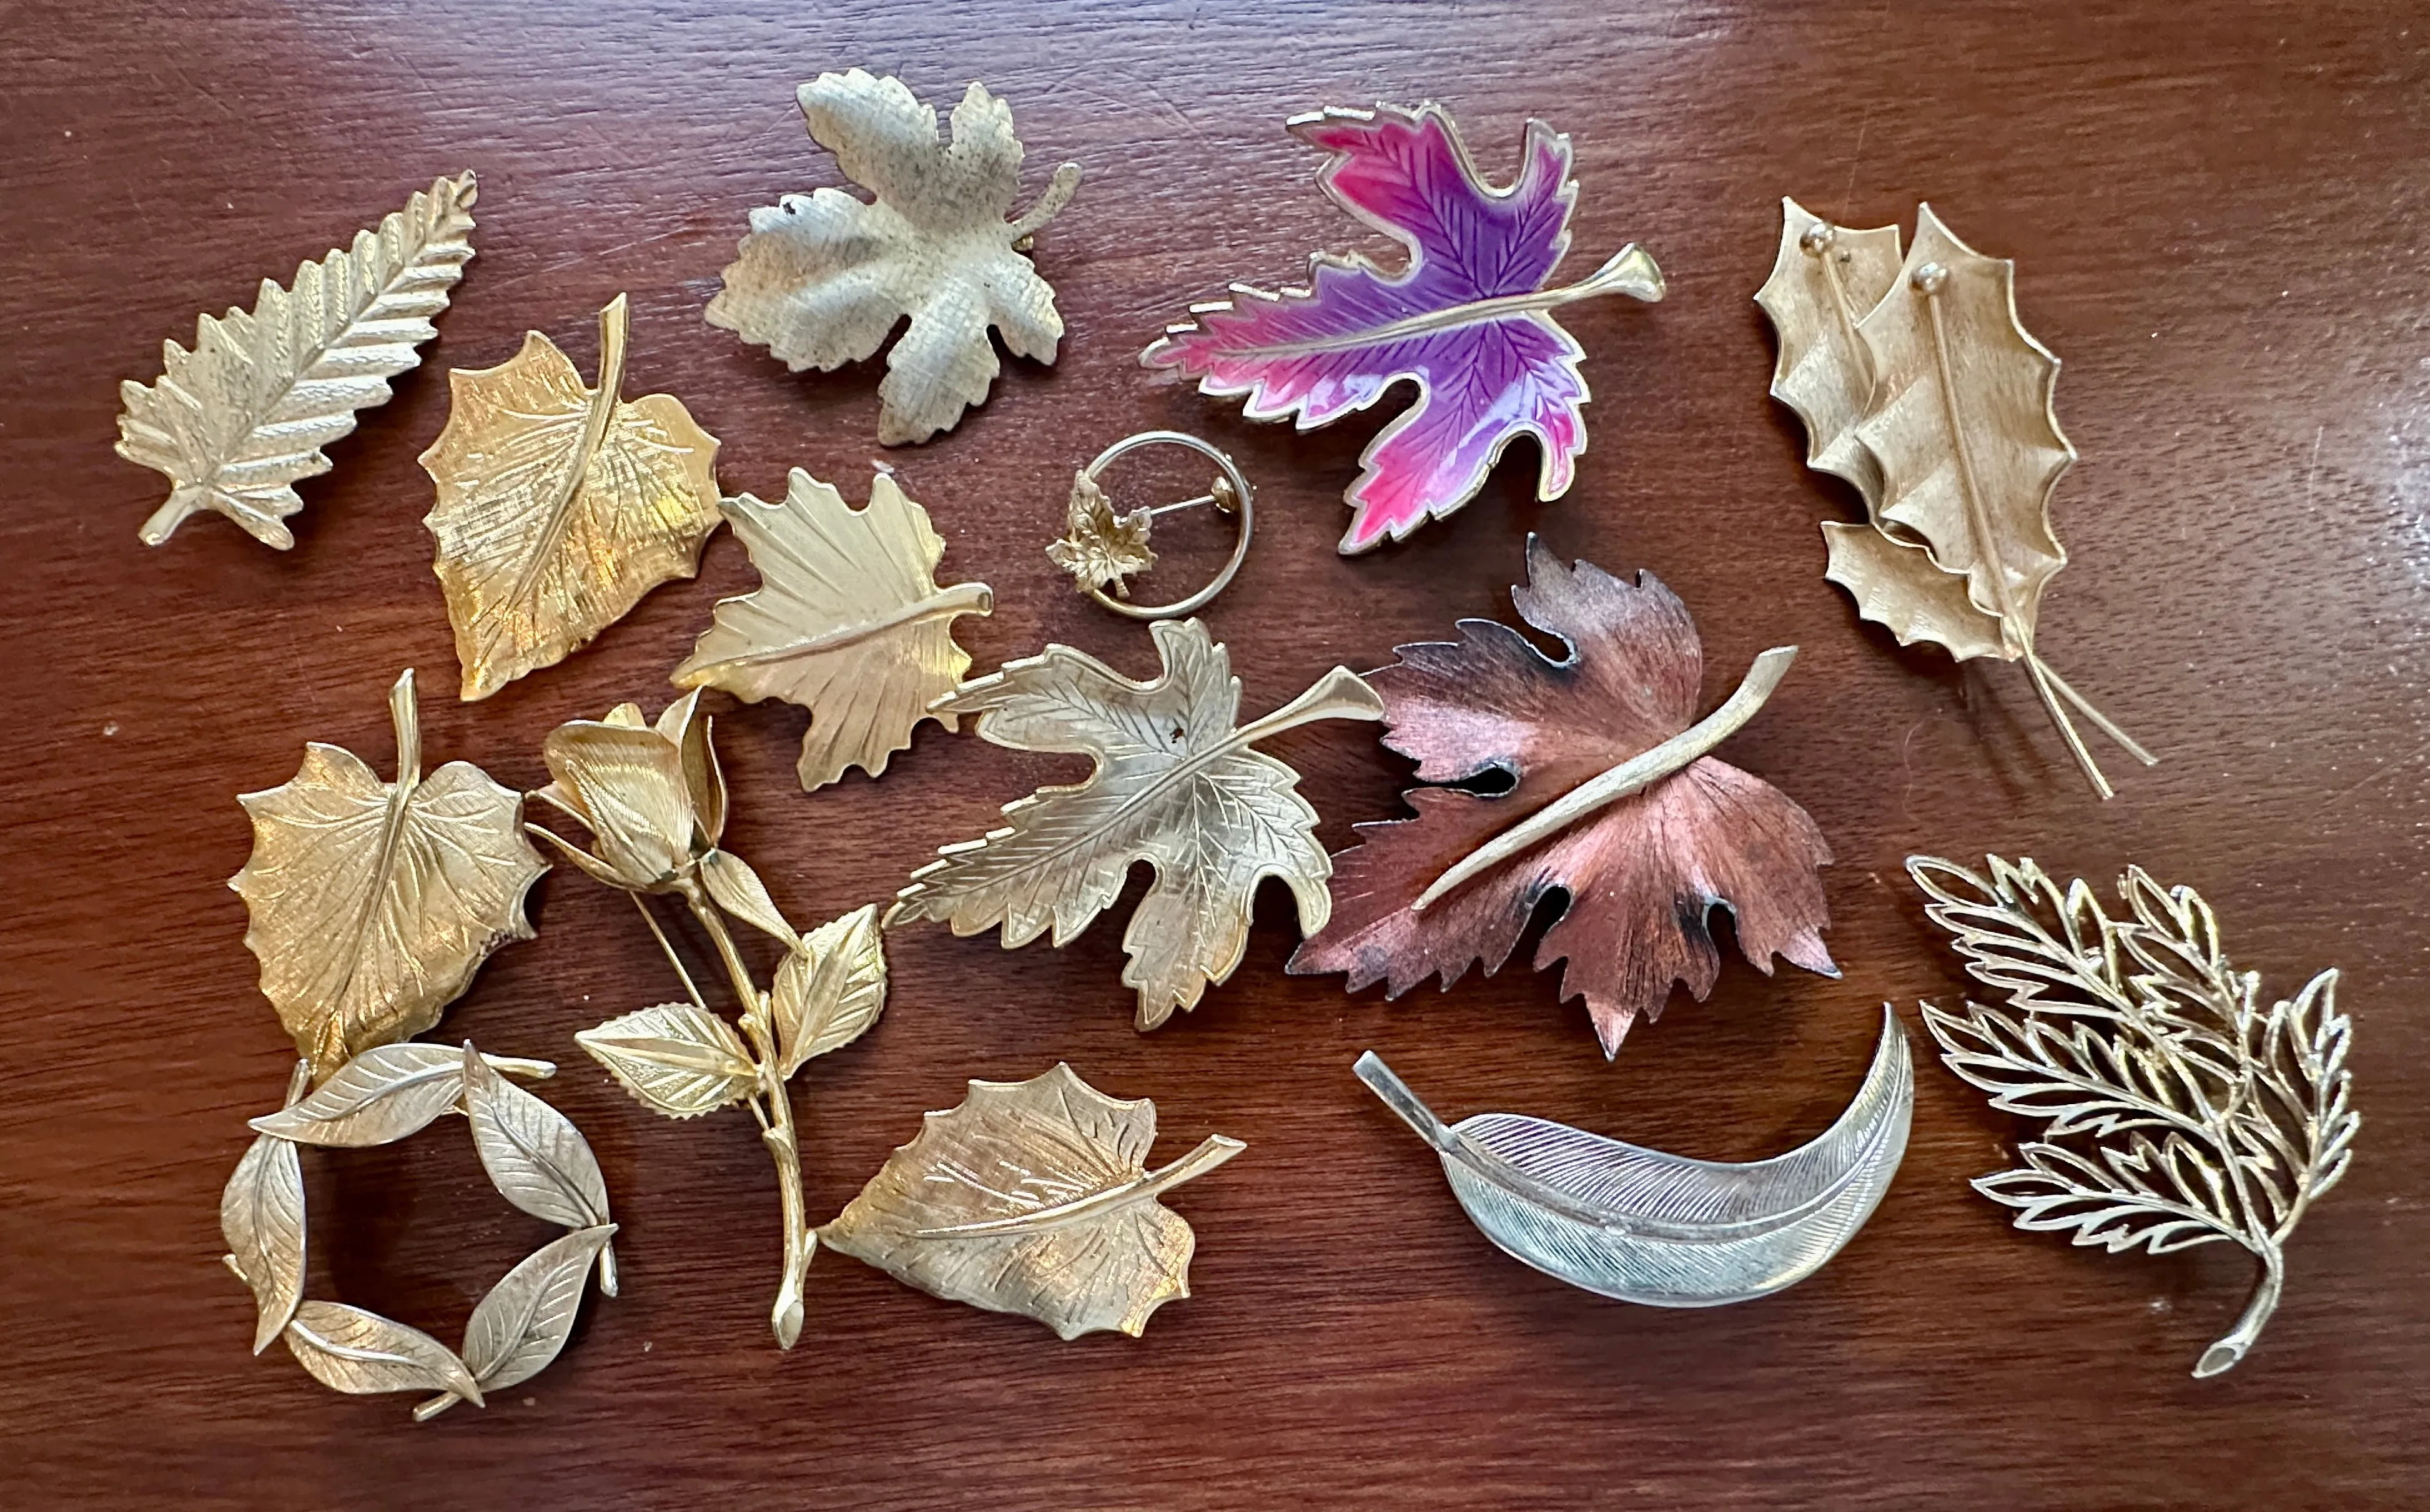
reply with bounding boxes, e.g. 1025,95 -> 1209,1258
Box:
1355,1006 -> 1910,1305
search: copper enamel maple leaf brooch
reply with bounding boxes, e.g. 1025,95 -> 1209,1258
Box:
1291,538 -> 1836,1055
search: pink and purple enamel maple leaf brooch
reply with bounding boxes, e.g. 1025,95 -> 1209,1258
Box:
1142,102 -> 1663,554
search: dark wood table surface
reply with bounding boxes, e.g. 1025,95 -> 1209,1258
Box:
6,1 -> 2425,1506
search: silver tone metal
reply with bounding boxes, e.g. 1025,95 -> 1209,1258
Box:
1052,430 -> 1255,620
1354,1006 -> 1912,1305
1910,854 -> 2360,1377
1411,645 -> 1798,912
220,1041 -> 618,1418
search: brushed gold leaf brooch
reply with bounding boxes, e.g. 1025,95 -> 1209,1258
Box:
887,620 -> 1384,1028
528,689 -> 888,1348
225,1045 -> 617,1419
672,468 -> 994,790
708,69 -> 1081,445
123,172 -> 478,549
822,1064 -> 1241,1338
1290,538 -> 1835,1056
422,295 -> 722,701
232,670 -> 548,1079
1757,200 -> 2153,798
1911,854 -> 2359,1377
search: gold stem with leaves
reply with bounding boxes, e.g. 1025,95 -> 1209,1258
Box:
673,875 -> 814,1350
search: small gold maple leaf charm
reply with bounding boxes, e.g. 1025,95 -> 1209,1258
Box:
422,295 -> 721,701
671,468 -> 993,791
230,670 -> 549,1080
1044,470 -> 1156,599
820,1063 -> 1242,1339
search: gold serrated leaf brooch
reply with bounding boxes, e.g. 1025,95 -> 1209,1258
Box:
124,172 -> 478,549
232,669 -> 548,1079
708,69 -> 1081,445
887,620 -> 1384,1029
222,672 -> 613,1416
821,1063 -> 1241,1338
422,295 -> 722,701
528,689 -> 887,1348
671,468 -> 993,790
1757,200 -> 2153,798
1910,854 -> 2359,1376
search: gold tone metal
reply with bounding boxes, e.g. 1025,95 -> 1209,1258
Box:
123,172 -> 478,550
1046,431 -> 1256,620
886,620 -> 1385,1029
230,669 -> 548,1082
671,468 -> 993,790
1757,200 -> 2153,799
1755,198 -> 1901,511
535,691 -> 888,1348
422,295 -> 723,701
1047,472 -> 1157,600
1412,645 -> 1798,912
819,1063 -> 1242,1338
707,69 -> 1082,445
220,1042 -> 618,1419
1910,855 -> 2359,1378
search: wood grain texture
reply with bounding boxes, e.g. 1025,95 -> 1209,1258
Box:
3,1 -> 2426,1506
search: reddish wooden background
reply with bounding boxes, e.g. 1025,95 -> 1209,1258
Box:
4,1 -> 2425,1506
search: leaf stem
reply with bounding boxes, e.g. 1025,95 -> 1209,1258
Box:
1237,244 -> 1664,358
628,890 -> 709,1014
505,295 -> 631,610
2031,656 -> 2158,766
1009,162 -> 1082,243
1413,646 -> 1798,911
2195,1244 -> 2284,1378
1353,1052 -> 1458,1152
912,1134 -> 1245,1237
678,581 -> 994,677
1806,227 -> 1878,397
678,875 -> 812,1350
387,669 -> 422,789
1911,278 -> 2135,799
1227,665 -> 1387,751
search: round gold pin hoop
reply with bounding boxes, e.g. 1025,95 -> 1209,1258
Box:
1046,430 -> 1255,620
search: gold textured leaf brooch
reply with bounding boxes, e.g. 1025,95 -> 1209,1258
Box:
224,1045 -> 617,1418
529,690 -> 887,1348
122,172 -> 478,549
232,669 -> 548,1079
1757,200 -> 2152,798
887,620 -> 1385,1028
422,295 -> 721,700
708,69 -> 1081,445
821,1064 -> 1241,1338
1910,854 -> 2359,1376
672,468 -> 994,790
1290,538 -> 1835,1057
